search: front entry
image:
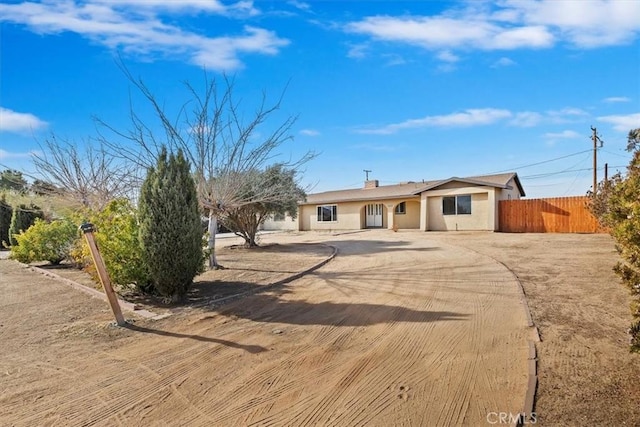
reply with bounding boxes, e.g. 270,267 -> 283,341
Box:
366,203 -> 383,228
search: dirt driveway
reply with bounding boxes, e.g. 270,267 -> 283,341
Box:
440,232 -> 640,426
2,231 -> 535,426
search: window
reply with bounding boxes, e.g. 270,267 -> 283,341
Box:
443,197 -> 456,215
273,212 -> 285,222
443,195 -> 472,215
317,205 -> 337,222
394,202 -> 406,214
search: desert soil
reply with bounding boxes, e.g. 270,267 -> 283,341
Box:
1,231 -> 636,426
441,232 -> 640,426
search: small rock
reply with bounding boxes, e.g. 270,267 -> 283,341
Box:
272,329 -> 283,335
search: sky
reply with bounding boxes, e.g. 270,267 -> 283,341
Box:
0,0 -> 639,198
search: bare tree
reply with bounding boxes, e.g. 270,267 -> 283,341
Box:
98,65 -> 315,268
31,135 -> 139,211
223,164 -> 305,247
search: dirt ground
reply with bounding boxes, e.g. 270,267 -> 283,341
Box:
441,232 -> 640,426
0,231 -> 637,426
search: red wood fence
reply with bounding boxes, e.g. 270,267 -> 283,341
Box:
499,196 -> 605,233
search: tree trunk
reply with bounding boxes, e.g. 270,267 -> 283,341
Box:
207,211 -> 220,269
248,229 -> 257,247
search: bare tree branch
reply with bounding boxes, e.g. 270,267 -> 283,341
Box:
31,135 -> 138,211
97,60 -> 316,268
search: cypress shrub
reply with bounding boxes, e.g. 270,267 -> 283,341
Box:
9,204 -> 43,246
138,148 -> 203,302
0,195 -> 12,247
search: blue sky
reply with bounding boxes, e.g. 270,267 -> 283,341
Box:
0,0 -> 639,198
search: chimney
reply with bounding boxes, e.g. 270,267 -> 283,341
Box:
364,179 -> 379,189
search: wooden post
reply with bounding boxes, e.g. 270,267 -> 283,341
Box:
591,126 -> 598,194
80,223 -> 126,326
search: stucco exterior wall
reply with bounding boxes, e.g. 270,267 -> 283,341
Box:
300,201 -> 364,231
425,188 -> 493,231
496,177 -> 523,201
300,198 -> 422,231
261,214 -> 298,231
393,200 -> 420,229
299,177 -> 522,233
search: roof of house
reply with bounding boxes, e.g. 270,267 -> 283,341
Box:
301,172 -> 524,205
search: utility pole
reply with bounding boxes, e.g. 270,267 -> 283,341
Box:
591,126 -> 603,194
363,169 -> 372,181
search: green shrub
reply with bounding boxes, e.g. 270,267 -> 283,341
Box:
8,203 -> 43,246
70,199 -> 151,292
10,218 -> 77,264
588,128 -> 640,352
0,195 -> 12,247
139,148 -> 203,301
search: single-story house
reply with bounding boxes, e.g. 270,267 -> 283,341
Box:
263,172 -> 524,232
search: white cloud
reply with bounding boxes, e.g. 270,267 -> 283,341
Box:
344,0 -> 640,57
548,107 -> 589,117
598,113 -> 640,132
436,50 -> 460,63
355,108 -> 513,135
492,57 -> 516,67
347,43 -> 369,59
0,1 -> 286,71
543,130 -> 581,139
0,149 -> 39,160
603,96 -> 631,103
287,1 -> 311,12
382,53 -> 407,66
299,129 -> 320,136
510,111 -> 543,127
345,15 -> 553,52
0,107 -> 48,133
436,63 -> 457,73
546,107 -> 590,124
96,0 -> 229,13
352,106 -> 599,135
503,0 -> 640,48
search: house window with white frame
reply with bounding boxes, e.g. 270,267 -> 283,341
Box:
394,201 -> 406,214
443,195 -> 472,215
317,205 -> 337,222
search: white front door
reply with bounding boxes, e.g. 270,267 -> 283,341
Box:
366,203 -> 383,227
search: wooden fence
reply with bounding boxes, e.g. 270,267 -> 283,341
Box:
499,196 -> 604,233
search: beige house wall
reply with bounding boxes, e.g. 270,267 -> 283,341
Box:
393,200 -> 421,229
300,198 -> 422,231
497,177 -> 523,201
300,201 -> 364,231
424,186 -> 495,231
261,214 -> 298,231
299,179 -> 521,232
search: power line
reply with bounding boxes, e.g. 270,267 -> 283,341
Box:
520,151 -> 591,179
487,149 -> 593,174
521,165 -> 626,179
600,148 -> 630,158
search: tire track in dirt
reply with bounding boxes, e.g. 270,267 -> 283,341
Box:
238,239 -> 526,427
2,231 -> 529,426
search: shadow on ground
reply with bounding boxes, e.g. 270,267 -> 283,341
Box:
123,323 -> 267,354
207,289 -> 469,327
323,240 -> 441,256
